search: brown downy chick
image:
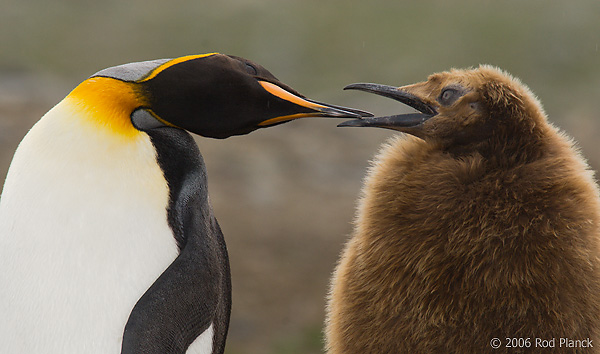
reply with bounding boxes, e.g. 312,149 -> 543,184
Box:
326,65 -> 600,354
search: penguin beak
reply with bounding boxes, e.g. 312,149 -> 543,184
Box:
257,81 -> 373,126
337,83 -> 436,130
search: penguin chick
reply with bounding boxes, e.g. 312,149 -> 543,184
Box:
327,65 -> 600,353
0,53 -> 370,354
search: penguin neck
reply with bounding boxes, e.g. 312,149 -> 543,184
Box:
445,122 -> 549,169
483,125 -> 548,169
144,127 -> 213,250
121,127 -> 230,354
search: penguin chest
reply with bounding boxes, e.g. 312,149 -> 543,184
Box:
0,103 -> 179,353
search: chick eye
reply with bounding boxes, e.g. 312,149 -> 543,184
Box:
442,89 -> 454,101
245,63 -> 258,75
439,87 -> 463,106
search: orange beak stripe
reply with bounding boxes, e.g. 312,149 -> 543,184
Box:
257,81 -> 331,126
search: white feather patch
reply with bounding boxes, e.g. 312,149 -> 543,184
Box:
0,99 -> 179,353
186,324 -> 214,354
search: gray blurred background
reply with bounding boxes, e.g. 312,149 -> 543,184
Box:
1,0 -> 599,353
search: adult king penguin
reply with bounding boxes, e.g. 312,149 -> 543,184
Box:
327,65 -> 600,353
0,53 -> 370,354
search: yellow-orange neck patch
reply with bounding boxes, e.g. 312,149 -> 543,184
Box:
66,77 -> 145,138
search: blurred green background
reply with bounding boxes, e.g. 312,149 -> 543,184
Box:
1,0 -> 599,353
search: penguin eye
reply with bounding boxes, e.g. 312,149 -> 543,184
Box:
245,63 -> 258,76
442,89 -> 454,101
439,87 -> 463,106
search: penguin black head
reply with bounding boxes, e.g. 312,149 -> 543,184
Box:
86,53 -> 370,139
339,65 -> 547,151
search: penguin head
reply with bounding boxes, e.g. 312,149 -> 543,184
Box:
70,53 -> 371,139
339,65 -> 547,150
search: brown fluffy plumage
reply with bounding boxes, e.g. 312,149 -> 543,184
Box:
326,66 -> 600,353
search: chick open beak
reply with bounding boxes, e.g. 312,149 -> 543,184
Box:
257,81 -> 373,126
338,83 -> 436,129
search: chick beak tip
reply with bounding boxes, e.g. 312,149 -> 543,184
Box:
337,119 -> 369,128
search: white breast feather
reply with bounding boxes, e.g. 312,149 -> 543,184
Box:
0,99 -> 179,353
186,324 -> 215,354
